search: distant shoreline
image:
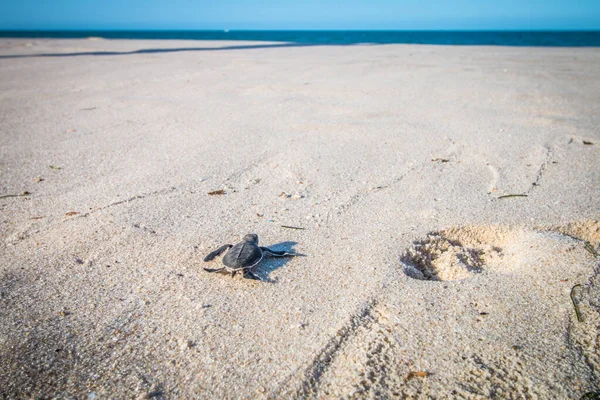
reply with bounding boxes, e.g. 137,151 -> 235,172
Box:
1,30 -> 599,46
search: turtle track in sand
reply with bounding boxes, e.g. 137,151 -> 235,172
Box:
282,300 -> 426,399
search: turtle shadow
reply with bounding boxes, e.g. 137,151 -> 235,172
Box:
254,241 -> 302,282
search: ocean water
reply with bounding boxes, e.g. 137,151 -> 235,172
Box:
0,30 -> 599,47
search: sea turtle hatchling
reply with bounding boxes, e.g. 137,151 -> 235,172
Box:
203,233 -> 302,280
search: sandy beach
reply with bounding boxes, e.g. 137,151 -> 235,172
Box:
1,38 -> 599,398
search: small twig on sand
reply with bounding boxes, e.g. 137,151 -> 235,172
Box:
584,242 -> 599,257
281,225 -> 306,230
406,371 -> 430,381
570,284 -> 583,322
498,194 -> 528,199
0,191 -> 31,199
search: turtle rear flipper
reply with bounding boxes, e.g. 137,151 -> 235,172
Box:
203,244 -> 233,262
203,267 -> 226,273
243,269 -> 263,281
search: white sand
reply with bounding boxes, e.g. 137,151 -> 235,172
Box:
1,38 -> 599,398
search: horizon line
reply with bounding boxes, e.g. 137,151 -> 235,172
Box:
1,28 -> 600,32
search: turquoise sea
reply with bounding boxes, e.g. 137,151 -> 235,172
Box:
1,30 -> 599,47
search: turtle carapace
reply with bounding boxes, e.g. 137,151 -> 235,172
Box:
203,233 -> 301,280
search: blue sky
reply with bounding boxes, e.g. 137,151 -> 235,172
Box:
1,0 -> 599,30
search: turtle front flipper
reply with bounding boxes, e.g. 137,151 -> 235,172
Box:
261,247 -> 305,257
203,244 -> 233,262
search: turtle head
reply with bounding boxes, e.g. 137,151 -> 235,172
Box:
242,233 -> 259,244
